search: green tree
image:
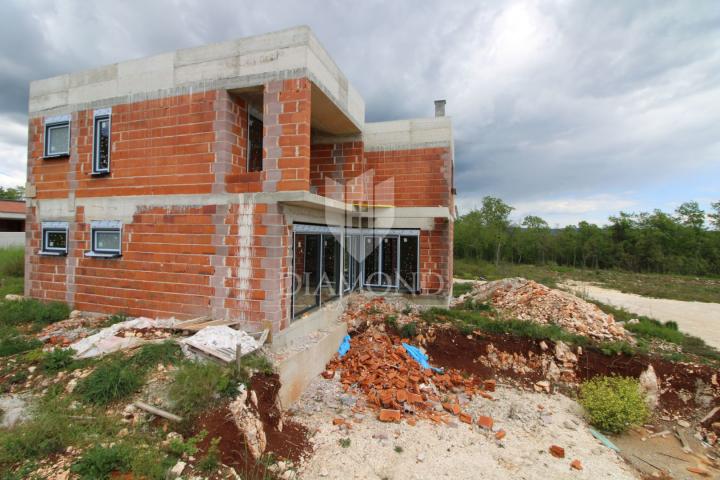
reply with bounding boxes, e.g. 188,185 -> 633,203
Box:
709,201 -> 720,230
0,186 -> 24,200
477,197 -> 514,266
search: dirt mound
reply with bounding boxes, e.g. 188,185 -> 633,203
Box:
194,373 -> 310,476
454,278 -> 630,341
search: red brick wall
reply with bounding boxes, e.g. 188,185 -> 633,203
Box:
26,206 -> 68,302
365,147 -> 452,207
310,141 -> 365,202
263,78 -> 312,192
420,217 -> 452,296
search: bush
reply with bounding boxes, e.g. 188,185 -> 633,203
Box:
0,299 -> 69,327
0,247 -> 24,278
71,444 -> 133,480
168,361 -> 238,418
129,341 -> 182,369
399,322 -> 418,338
197,437 -> 221,473
76,357 -> 144,405
41,348 -> 76,372
579,376 -> 649,433
0,332 -> 42,357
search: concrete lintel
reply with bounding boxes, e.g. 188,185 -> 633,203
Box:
362,117 -> 453,151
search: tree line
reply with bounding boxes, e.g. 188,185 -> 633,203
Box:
454,197 -> 720,276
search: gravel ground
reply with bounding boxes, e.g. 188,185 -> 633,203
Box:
561,281 -> 720,350
292,376 -> 638,480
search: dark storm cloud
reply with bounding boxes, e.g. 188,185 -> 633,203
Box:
1,0 -> 719,224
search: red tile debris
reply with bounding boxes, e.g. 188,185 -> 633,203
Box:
549,445 -> 565,459
326,320 -> 496,425
570,459 -> 583,471
477,416 -> 494,430
379,409 -> 402,422
483,379 -> 496,392
495,429 -> 506,440
459,412 -> 473,424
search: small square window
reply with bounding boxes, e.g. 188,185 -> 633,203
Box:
93,109 -> 111,174
247,114 -> 263,172
44,121 -> 70,158
86,221 -> 122,257
41,222 -> 69,255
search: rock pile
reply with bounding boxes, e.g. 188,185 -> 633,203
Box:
325,328 -> 494,425
453,278 -> 630,341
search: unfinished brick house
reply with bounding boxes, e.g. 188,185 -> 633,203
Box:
25,26 -> 454,334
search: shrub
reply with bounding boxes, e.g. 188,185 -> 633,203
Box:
0,246 -> 24,278
384,314 -> 398,330
399,322 -> 418,338
41,348 -> 76,372
579,376 -> 649,433
71,444 -> 133,480
0,333 -> 42,357
76,357 -> 144,405
129,341 -> 182,369
197,437 -> 221,473
168,361 -> 238,418
0,299 -> 69,327
167,430 -> 206,458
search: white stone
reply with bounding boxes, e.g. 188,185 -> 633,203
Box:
639,365 -> 659,410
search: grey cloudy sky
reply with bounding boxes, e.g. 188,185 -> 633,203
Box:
1,0 -> 718,226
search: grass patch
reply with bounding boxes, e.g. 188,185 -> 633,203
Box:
579,376 -> 649,433
0,247 -> 23,279
71,443 -> 134,480
452,281 -> 474,297
168,361 -> 239,419
0,299 -> 69,327
197,437 -> 221,474
399,321 -> 418,339
75,356 -> 145,405
128,341 -> 183,369
0,277 -> 23,298
0,329 -> 42,357
40,348 -> 76,372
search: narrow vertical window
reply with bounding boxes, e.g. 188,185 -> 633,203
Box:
93,108 -> 111,174
44,115 -> 71,158
247,114 -> 263,172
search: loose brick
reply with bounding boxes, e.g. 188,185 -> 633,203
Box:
442,403 -> 460,415
332,418 -> 345,426
483,379 -> 496,392
495,430 -> 506,440
549,445 -> 565,459
478,416 -> 494,430
459,412 -> 472,424
570,459 -> 583,471
379,409 -> 401,423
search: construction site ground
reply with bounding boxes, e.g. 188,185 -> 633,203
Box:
1,278 -> 719,479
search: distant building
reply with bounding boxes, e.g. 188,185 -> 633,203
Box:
0,199 -> 25,247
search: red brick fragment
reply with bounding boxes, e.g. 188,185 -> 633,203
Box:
478,415 -> 494,430
442,403 -> 460,415
379,409 -> 401,423
483,379 -> 496,392
495,429 -> 506,440
549,445 -> 565,459
332,418 -> 345,426
686,466 -> 710,476
321,370 -> 335,379
459,412 -> 472,424
396,389 -> 408,403
570,459 -> 583,471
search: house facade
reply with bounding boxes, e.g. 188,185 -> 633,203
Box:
25,27 -> 454,333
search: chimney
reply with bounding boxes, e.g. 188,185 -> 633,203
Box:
434,99 -> 446,117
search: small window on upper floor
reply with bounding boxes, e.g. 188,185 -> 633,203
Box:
44,115 -> 71,158
40,222 -> 69,256
85,220 -> 122,258
92,108 -> 111,174
248,113 -> 263,172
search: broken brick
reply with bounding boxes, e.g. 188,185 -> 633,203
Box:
570,459 -> 582,471
483,379 -> 496,392
379,409 -> 401,423
332,418 -> 345,426
549,445 -> 565,459
495,430 -> 506,440
686,466 -> 710,477
406,417 -> 417,426
478,416 -> 494,430
396,389 -> 408,403
321,370 -> 335,379
442,403 -> 460,415
459,412 -> 472,424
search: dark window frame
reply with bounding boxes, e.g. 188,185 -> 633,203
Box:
91,228 -> 122,256
92,112 -> 111,175
44,121 -> 70,158
247,113 -> 263,172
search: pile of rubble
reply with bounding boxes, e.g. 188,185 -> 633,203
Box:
453,278 -> 630,341
325,328 -> 495,425
37,310 -> 110,345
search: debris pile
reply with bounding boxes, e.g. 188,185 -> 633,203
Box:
37,310 -> 110,345
69,317 -> 177,358
453,278 -> 630,341
325,329 -> 494,425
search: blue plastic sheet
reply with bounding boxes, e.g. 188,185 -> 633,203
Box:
402,343 -> 443,373
338,335 -> 351,358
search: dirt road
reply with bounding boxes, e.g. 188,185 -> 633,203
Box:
561,281 -> 720,350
